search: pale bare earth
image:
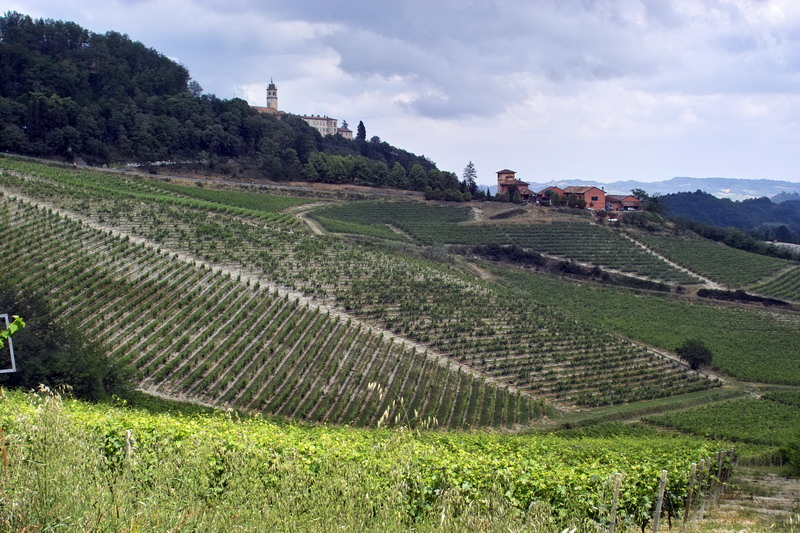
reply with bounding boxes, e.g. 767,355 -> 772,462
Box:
700,468 -> 800,532
286,202 -> 327,235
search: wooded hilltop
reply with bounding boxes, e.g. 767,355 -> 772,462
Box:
0,12 -> 461,191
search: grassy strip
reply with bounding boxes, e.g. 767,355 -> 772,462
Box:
146,179 -> 314,213
533,386 -> 747,431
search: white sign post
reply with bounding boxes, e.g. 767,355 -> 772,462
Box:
0,314 -> 18,374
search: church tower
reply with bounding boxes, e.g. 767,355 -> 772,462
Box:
266,78 -> 278,110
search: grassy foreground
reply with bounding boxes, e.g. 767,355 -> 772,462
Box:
0,387 -> 728,532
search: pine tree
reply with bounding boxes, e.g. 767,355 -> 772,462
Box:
462,161 -> 478,194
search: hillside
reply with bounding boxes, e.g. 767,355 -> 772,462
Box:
0,12 -> 455,191
1,158 -> 799,530
663,190 -> 800,243
3,156 -> 800,413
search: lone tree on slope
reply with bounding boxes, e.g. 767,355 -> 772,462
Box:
462,161 -> 478,195
676,339 -> 713,370
357,121 -> 366,141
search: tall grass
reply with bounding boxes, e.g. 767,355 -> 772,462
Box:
0,387 -> 595,532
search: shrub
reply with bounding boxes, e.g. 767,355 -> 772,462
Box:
676,339 -> 713,370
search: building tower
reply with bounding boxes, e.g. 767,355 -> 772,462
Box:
266,78 -> 278,110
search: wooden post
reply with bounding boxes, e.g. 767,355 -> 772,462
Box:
124,429 -> 133,463
609,472 -> 622,533
714,450 -> 726,504
692,459 -> 706,528
652,469 -> 668,533
681,462 -> 697,533
699,457 -> 711,521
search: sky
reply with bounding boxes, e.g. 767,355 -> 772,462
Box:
10,0 -> 800,186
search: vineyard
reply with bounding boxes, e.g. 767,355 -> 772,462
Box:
751,265 -> 800,302
0,387 -> 734,531
632,232 -> 793,289
0,195 -> 539,428
311,201 -> 701,283
644,396 -> 800,446
0,157 -> 717,414
497,267 -> 800,385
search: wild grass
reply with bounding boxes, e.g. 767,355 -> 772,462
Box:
0,387 -> 716,532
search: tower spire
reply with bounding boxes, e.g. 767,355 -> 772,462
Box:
266,78 -> 278,110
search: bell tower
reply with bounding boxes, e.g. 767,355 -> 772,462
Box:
266,78 -> 278,110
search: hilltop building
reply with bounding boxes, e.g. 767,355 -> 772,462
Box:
252,79 -> 351,138
562,186 -> 606,209
496,169 -> 533,201
605,195 -> 642,211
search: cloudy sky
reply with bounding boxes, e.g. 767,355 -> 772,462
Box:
11,0 -> 800,185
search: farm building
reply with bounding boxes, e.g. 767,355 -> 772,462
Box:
535,186 -> 565,204
496,169 -> 534,201
562,186 -> 606,209
605,195 -> 642,211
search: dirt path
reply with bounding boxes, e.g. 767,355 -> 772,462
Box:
286,202 -> 327,235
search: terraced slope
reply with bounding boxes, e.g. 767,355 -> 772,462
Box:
312,201 -> 700,284
0,158 -> 715,415
1,198 -> 538,427
750,265 -> 800,302
632,233 -> 794,289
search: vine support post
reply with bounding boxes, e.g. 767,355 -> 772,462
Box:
124,429 -> 133,462
698,457 -> 712,521
713,450 -> 726,505
609,472 -> 622,533
652,469 -> 668,533
681,462 -> 697,533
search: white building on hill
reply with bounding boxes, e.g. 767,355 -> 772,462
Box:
253,79 -> 352,139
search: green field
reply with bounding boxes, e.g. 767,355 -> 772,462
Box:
147,179 -> 314,213
644,396 -> 800,446
0,388 -> 728,531
498,267 -> 800,385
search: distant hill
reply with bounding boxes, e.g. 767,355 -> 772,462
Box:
773,191 -> 800,204
0,12 -> 455,190
515,177 -> 800,201
662,190 -> 800,243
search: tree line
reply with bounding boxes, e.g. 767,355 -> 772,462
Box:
0,12 -> 456,191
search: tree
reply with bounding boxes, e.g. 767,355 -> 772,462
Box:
631,188 -> 666,214
676,339 -> 713,370
462,161 -> 478,195
188,79 -> 203,97
356,120 -> 366,141
409,163 -> 427,191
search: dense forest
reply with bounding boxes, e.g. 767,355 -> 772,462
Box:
0,12 -> 459,190
663,190 -> 800,244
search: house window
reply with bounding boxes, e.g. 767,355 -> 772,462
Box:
591,196 -> 599,201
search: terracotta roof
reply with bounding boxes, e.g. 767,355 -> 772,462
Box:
253,106 -> 279,115
496,169 -> 516,174
537,186 -> 564,195
563,186 -> 604,194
